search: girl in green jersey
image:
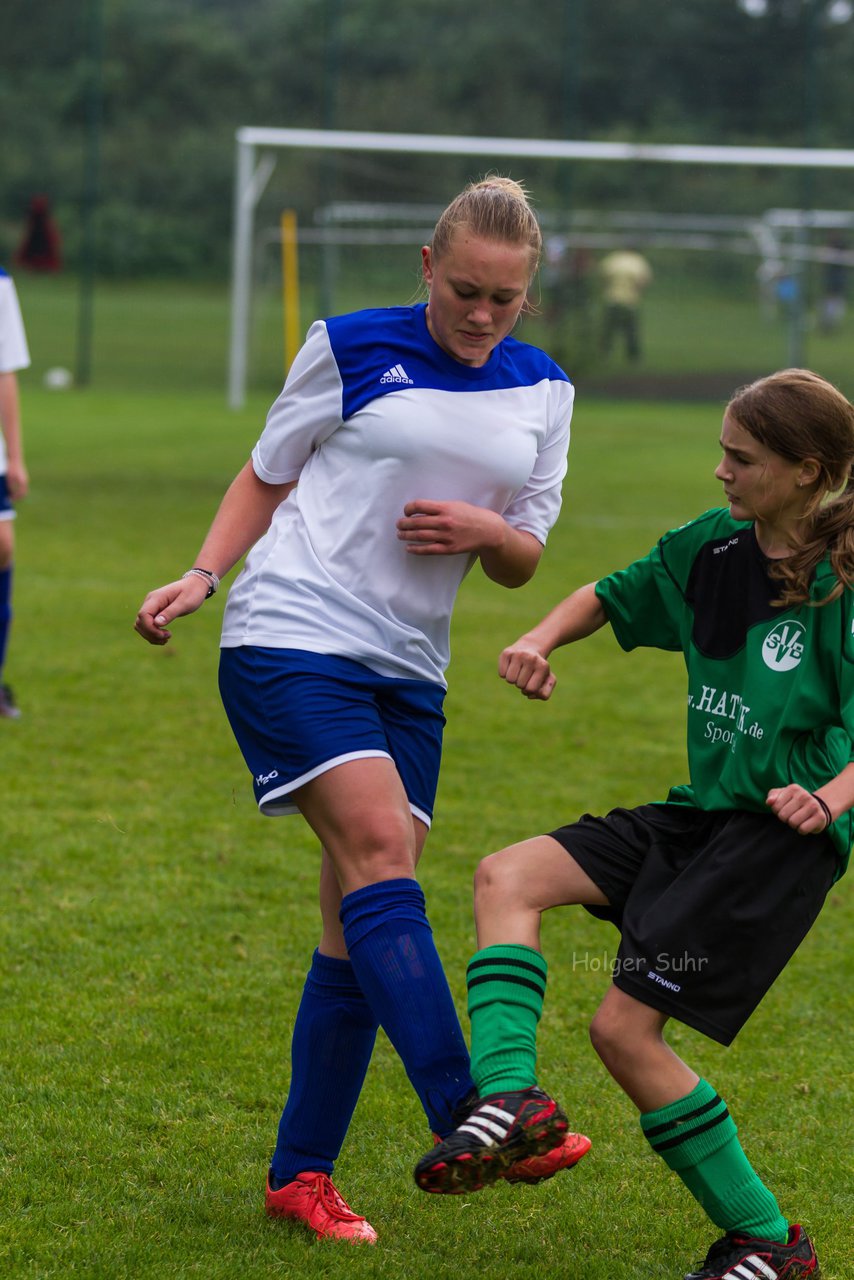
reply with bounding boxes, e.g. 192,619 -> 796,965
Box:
415,369 -> 854,1280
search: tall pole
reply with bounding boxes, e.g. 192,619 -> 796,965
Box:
76,0 -> 104,386
228,138 -> 256,409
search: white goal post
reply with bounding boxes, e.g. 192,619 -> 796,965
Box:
229,126 -> 854,408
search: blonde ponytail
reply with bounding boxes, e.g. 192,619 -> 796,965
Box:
430,175 -> 542,275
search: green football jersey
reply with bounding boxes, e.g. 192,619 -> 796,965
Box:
595,508 -> 854,876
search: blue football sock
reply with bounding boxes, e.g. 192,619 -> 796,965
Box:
270,949 -> 378,1182
0,566 -> 12,677
340,877 -> 474,1137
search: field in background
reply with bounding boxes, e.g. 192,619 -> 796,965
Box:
13,256 -> 854,404
1,280 -> 852,1278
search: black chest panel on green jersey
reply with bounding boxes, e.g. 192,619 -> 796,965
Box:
683,528 -> 780,659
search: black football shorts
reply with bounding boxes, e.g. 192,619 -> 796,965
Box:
548,804 -> 838,1045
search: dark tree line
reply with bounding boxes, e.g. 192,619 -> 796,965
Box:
3,0 -> 853,276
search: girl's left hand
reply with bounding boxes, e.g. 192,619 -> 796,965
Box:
766,783 -> 832,835
397,500 -> 501,556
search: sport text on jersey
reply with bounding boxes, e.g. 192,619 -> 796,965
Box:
687,685 -> 763,752
686,620 -> 807,754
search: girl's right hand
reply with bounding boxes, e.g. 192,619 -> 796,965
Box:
134,575 -> 211,645
499,640 -> 557,700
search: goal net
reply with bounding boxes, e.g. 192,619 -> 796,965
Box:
229,127 -> 854,406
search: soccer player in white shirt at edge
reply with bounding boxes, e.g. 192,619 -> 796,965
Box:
0,268 -> 31,719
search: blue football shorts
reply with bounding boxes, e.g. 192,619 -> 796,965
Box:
218,646 -> 446,825
0,474 -> 15,521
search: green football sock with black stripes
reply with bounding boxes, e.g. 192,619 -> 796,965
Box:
641,1078 -> 789,1243
466,944 -> 547,1095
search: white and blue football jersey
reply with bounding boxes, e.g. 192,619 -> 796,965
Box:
221,303 -> 573,685
0,269 -> 31,475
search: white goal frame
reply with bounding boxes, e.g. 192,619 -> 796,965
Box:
229,126 -> 854,408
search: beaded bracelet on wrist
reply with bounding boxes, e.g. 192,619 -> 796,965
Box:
182,567 -> 220,598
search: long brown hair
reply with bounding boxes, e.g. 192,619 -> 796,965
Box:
727,368 -> 854,607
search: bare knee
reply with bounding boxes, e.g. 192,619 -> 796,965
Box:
588,1001 -> 627,1070
334,808 -> 418,887
294,761 -> 419,890
473,837 -> 599,950
590,999 -> 659,1074
589,992 -> 697,1111
473,848 -> 529,916
589,989 -> 670,1078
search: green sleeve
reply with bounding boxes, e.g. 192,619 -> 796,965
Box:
595,543 -> 684,652
595,509 -> 744,654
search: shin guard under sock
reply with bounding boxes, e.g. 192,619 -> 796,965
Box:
641,1078 -> 789,1242
270,949 -> 378,1182
340,878 -> 474,1138
466,944 -> 547,1094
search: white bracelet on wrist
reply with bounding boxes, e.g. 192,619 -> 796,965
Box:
182,568 -> 220,598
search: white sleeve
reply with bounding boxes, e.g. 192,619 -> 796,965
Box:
0,276 -> 31,373
252,320 -> 343,484
503,380 -> 574,544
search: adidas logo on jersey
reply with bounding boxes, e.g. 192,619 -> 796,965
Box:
380,363 -> 414,385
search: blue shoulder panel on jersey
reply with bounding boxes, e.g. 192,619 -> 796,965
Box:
0,268 -> 9,279
324,303 -> 570,420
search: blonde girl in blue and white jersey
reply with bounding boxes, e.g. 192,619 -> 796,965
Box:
135,177 -> 580,1242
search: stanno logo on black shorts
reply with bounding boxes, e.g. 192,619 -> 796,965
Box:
761,620 -> 806,672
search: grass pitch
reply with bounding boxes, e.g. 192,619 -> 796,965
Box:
0,279 -> 851,1279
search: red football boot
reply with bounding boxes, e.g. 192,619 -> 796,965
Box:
265,1171 -> 378,1244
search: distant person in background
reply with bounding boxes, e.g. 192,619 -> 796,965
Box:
599,245 -> 653,361
568,245 -> 594,315
775,271 -> 800,319
542,234 -> 572,323
756,257 -> 785,324
544,239 -> 593,324
0,268 -> 31,718
15,195 -> 62,273
819,234 -> 847,334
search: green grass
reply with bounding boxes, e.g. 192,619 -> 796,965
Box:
0,281 -> 851,1278
13,264 -> 854,402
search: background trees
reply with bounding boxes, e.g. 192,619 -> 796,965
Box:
2,0 -> 853,276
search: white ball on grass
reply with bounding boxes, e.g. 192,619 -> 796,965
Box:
43,367 -> 73,390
